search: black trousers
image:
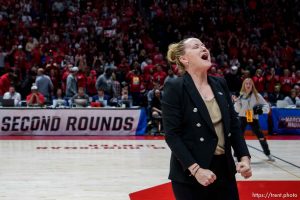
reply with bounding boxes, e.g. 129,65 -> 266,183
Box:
239,117 -> 271,156
171,155 -> 239,200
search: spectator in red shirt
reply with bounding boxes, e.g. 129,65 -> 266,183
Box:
117,57 -> 130,82
252,69 -> 265,94
61,64 -> 73,93
26,85 -> 45,106
31,45 -> 42,65
216,69 -> 224,77
153,64 -> 166,87
50,66 -> 60,89
152,46 -> 164,65
280,69 -> 293,96
76,69 -> 87,91
143,69 -> 154,91
128,69 -> 142,106
86,70 -> 97,96
142,60 -> 155,90
265,67 -> 280,94
143,59 -> 155,74
0,70 -> 16,95
280,41 -> 294,68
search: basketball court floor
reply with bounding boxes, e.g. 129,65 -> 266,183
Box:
0,136 -> 299,200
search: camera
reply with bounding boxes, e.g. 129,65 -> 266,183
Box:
253,104 -> 263,115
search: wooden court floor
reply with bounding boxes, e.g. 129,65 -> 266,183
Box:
0,136 -> 299,200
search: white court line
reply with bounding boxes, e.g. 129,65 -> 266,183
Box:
248,145 -> 300,179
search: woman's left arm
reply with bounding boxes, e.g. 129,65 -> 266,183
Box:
219,78 -> 251,160
257,94 -> 270,113
219,78 -> 252,178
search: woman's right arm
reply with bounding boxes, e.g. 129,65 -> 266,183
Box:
233,96 -> 242,114
162,80 -> 197,171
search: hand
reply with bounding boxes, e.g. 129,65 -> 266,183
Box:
236,159 -> 252,179
232,95 -> 241,103
194,168 -> 217,186
231,95 -> 238,102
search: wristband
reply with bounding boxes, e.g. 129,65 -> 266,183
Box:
193,167 -> 200,176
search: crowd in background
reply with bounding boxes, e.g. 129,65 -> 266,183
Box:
0,0 -> 299,113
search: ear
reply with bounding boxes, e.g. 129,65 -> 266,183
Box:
179,55 -> 188,65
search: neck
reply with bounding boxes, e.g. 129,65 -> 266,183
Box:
188,70 -> 208,86
245,91 -> 251,95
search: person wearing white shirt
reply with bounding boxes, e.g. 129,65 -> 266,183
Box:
233,78 -> 274,161
283,89 -> 300,106
3,86 -> 21,106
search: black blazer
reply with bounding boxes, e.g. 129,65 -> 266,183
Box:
162,72 -> 250,184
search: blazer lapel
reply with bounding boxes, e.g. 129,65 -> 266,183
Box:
208,76 -> 229,134
183,73 -> 215,133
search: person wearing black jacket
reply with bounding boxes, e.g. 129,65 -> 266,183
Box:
162,38 -> 251,200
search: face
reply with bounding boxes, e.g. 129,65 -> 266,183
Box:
274,86 -> 281,92
181,38 -> 211,70
284,69 -> 290,76
78,88 -> 84,96
155,90 -> 160,97
244,79 -> 253,93
122,90 -> 128,99
98,90 -> 104,96
156,65 -> 162,72
217,69 -> 223,75
291,90 -> 296,97
9,87 -> 15,93
122,89 -> 128,96
210,66 -> 216,73
243,70 -> 250,78
294,86 -> 300,94
153,82 -> 160,90
256,69 -> 262,76
57,89 -> 62,96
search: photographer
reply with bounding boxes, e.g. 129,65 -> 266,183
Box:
233,78 -> 275,161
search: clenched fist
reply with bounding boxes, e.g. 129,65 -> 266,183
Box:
236,158 -> 252,179
194,168 -> 217,186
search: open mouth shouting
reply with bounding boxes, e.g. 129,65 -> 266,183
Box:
201,53 -> 210,61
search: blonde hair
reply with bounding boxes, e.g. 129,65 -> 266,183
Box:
240,78 -> 259,101
167,39 -> 189,72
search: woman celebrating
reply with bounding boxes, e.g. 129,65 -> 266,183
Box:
162,37 -> 251,200
233,78 -> 274,161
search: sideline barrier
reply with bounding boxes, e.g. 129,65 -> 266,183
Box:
0,108 -> 148,136
1,107 -> 298,135
271,108 -> 300,135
